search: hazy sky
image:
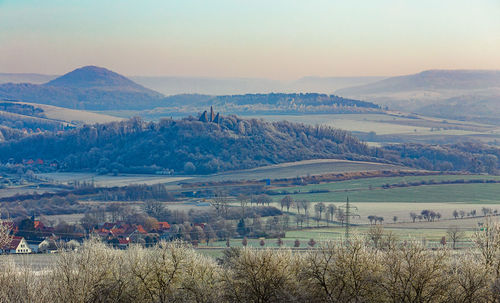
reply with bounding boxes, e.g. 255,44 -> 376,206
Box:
1,0 -> 499,79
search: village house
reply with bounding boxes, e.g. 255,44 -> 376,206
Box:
1,236 -> 32,254
93,221 -> 171,247
38,238 -> 59,253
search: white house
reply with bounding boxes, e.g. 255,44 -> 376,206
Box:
1,236 -> 32,254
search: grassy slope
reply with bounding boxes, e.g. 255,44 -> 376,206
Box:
270,174 -> 500,203
9,101 -> 124,124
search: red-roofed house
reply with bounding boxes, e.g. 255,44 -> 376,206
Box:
1,236 -> 31,254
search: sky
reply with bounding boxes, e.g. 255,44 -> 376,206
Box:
1,0 -> 500,80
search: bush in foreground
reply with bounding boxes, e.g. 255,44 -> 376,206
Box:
3,221 -> 500,302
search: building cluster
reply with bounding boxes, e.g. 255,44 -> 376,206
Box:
92,221 -> 171,248
0,218 -> 172,254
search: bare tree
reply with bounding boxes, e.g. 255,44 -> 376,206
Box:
301,200 -> 310,227
258,194 -> 272,206
459,210 -> 466,219
473,217 -> 500,268
223,249 -> 299,302
380,240 -> 451,302
0,213 -> 12,250
204,224 -> 216,245
238,194 -> 249,218
314,202 -> 325,225
377,217 -> 384,224
368,215 -> 376,225
143,200 -> 168,220
336,209 -> 345,226
367,225 -> 384,248
295,199 -> 302,214
410,212 -> 417,223
482,207 -> 493,217
281,196 -> 293,212
295,214 -> 305,229
211,191 -> 230,219
301,238 -> 380,302
326,204 -> 336,226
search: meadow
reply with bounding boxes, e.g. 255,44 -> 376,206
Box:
249,112 -> 500,145
269,174 -> 500,203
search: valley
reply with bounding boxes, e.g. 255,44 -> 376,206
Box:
1,65 -> 499,271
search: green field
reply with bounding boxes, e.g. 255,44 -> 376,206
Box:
250,113 -> 500,144
270,174 -> 500,203
199,224 -> 479,250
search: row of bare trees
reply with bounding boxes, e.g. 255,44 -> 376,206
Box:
279,196 -> 341,228
3,219 -> 500,302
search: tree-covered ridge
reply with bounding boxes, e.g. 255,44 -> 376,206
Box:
0,65 -> 381,113
162,93 -> 382,115
0,116 -> 375,174
0,102 -> 45,117
213,93 -> 380,108
1,116 -> 498,174
385,142 -> 500,174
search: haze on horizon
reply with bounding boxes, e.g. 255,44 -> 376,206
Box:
1,0 -> 499,80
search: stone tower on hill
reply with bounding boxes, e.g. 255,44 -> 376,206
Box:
199,106 -> 221,124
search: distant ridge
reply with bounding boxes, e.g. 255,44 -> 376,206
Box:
45,66 -> 154,92
0,66 -> 164,110
0,73 -> 57,85
336,70 -> 500,124
131,75 -> 386,95
337,70 -> 500,95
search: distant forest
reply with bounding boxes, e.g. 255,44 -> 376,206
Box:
162,93 -> 382,115
0,116 -> 498,174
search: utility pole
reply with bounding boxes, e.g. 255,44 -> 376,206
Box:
339,196 -> 360,242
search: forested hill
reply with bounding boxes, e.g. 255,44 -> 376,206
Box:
1,116 -> 498,174
0,116 -> 376,174
0,66 -> 164,110
213,93 -> 380,108
161,93 -> 382,115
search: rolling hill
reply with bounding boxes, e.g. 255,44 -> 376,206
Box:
336,70 -> 500,124
0,100 -> 124,141
0,116 -> 376,174
0,66 -> 165,110
337,70 -> 500,94
145,93 -> 383,119
0,67 -> 382,114
0,115 -> 498,175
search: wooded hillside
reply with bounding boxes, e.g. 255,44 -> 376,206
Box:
0,116 -> 498,174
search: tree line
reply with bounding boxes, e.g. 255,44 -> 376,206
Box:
3,220 -> 500,302
1,116 -> 498,175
